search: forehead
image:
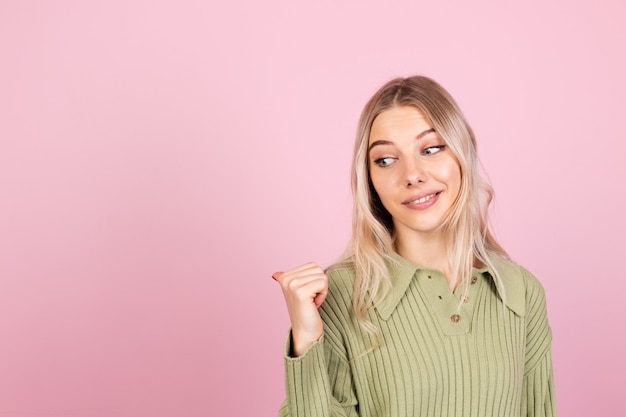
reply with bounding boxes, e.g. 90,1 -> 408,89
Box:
369,106 -> 432,143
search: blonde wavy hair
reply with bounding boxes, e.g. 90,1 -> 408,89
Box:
334,76 -> 508,341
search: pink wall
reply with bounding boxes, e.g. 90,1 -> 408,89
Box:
1,1 -> 624,416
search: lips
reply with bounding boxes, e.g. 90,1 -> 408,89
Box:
402,191 -> 442,209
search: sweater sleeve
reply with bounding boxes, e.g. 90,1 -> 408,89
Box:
521,269 -> 556,417
278,332 -> 359,417
521,349 -> 556,417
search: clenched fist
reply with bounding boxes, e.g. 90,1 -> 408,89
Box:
272,263 -> 329,357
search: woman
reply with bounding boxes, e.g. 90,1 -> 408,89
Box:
273,76 -> 555,417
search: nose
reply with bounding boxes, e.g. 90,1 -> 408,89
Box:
402,157 -> 424,187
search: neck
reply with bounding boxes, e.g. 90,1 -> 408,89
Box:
395,230 -> 453,285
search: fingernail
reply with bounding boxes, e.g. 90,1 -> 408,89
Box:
272,272 -> 283,281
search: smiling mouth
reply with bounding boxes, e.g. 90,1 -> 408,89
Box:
405,192 -> 440,205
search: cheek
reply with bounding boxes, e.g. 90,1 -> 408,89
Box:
369,178 -> 383,204
369,170 -> 394,201
439,160 -> 462,194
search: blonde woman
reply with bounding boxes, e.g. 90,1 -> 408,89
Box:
273,76 -> 555,417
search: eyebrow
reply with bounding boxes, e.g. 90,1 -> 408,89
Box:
368,128 -> 436,153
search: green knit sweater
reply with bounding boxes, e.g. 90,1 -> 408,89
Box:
279,253 -> 555,417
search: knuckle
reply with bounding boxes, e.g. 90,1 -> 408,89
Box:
286,279 -> 298,292
294,287 -> 308,300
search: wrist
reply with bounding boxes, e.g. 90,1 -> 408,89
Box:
290,329 -> 321,357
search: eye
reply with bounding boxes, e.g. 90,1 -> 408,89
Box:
423,145 -> 446,155
373,157 -> 396,167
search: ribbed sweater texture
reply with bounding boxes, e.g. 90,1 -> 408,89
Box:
279,253 -> 555,417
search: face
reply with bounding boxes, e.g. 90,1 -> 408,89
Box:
368,106 -> 461,242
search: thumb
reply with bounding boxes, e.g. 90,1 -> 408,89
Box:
313,287 -> 328,308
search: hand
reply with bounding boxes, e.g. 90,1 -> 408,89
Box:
272,262 -> 328,357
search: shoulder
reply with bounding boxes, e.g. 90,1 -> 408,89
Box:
489,254 -> 547,317
491,255 -> 545,292
323,263 -> 356,310
326,263 -> 356,290
490,257 -> 554,369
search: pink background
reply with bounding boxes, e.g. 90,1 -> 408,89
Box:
1,1 -> 624,416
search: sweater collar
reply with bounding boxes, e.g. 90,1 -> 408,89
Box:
375,251 -> 526,320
